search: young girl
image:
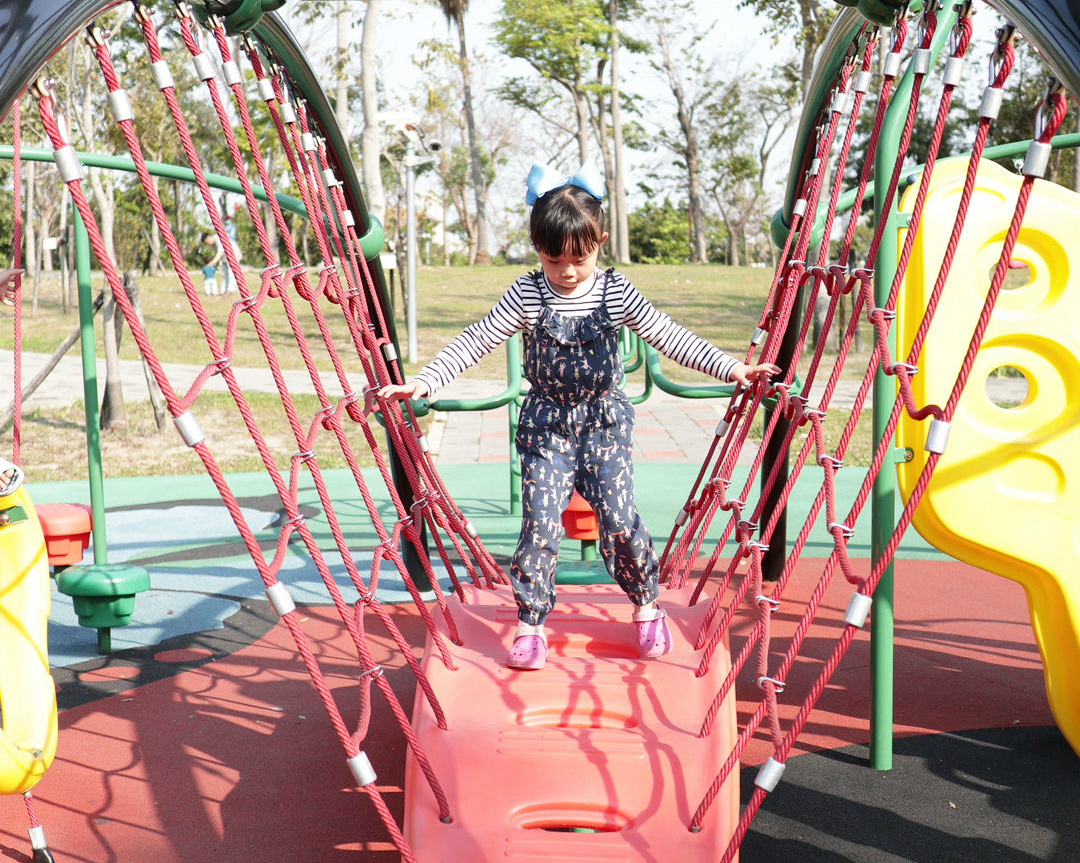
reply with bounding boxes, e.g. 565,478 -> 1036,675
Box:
378,165 -> 779,670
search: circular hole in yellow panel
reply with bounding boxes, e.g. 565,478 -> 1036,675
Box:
985,366 -> 1028,410
995,259 -> 1032,290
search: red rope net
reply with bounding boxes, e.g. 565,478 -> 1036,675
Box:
8,1 -> 1072,859
649,6 -> 1070,858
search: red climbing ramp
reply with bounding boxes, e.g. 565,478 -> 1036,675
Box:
405,583 -> 738,863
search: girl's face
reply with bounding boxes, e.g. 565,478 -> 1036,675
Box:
537,233 -> 609,294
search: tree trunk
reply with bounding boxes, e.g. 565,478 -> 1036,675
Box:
574,89 -> 590,164
1074,111 -> 1080,193
811,291 -> 831,350
609,0 -> 630,264
335,1 -> 349,132
24,158 -> 36,283
99,287 -> 125,430
148,175 -> 162,276
87,165 -> 124,429
360,0 -> 385,222
456,7 -> 491,265
660,40 -> 707,263
595,59 -> 616,261
123,271 -> 167,429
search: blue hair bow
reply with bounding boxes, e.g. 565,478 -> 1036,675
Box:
525,162 -> 606,205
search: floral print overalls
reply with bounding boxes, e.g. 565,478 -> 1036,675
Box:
511,270 -> 659,625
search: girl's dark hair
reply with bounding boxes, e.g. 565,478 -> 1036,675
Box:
529,185 -> 605,258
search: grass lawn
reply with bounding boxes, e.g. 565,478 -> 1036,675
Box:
3,264 -> 876,475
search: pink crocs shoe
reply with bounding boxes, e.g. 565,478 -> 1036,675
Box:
507,633 -> 548,670
633,605 -> 672,658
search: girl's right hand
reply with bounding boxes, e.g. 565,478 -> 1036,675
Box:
377,379 -> 429,402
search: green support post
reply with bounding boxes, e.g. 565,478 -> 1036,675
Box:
869,4 -> 957,773
62,206 -> 151,654
73,208 -> 106,569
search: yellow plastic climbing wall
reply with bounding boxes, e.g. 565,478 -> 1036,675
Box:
895,156 -> 1080,755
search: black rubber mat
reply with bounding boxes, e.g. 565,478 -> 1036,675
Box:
741,726 -> 1080,862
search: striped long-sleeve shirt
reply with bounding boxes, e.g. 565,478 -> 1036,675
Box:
414,269 -> 741,397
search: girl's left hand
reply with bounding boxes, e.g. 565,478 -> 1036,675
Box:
729,361 -> 782,387
0,268 -> 23,306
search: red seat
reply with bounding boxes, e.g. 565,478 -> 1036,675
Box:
560,490 -> 599,540
34,502 -> 92,567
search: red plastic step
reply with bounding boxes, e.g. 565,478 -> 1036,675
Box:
405,583 -> 738,862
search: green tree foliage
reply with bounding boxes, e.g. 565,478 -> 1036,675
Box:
627,198 -> 691,263
491,0 -> 611,161
737,0 -> 838,94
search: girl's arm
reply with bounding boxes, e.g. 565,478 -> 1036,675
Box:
378,278 -> 530,401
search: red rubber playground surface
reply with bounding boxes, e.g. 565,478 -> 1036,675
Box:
2,464 -> 1078,862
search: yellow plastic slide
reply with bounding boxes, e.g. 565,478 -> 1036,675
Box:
895,157 -> 1080,756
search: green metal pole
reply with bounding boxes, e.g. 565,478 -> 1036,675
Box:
73,206 -> 107,568
868,7 -> 955,771
74,206 -> 112,654
507,333 -> 522,516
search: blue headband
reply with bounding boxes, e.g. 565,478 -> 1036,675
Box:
525,162 -> 606,205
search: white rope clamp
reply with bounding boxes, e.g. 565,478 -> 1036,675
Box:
883,51 -> 903,79
254,76 -> 276,102
192,51 -> 216,82
943,55 -> 965,88
265,581 -> 296,618
830,87 -> 850,116
1023,141 -> 1052,179
979,86 -> 1004,120
925,418 -> 950,454
53,146 -> 83,184
108,88 -> 134,123
28,824 -> 47,851
173,410 -> 205,447
912,47 -> 932,77
844,591 -> 873,628
755,757 -> 786,792
347,751 -> 377,787
221,58 -> 242,87
151,59 -> 175,90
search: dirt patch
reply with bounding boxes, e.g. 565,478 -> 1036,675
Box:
6,391 -> 433,482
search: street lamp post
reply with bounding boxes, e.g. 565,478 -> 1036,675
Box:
402,131 -> 437,365
404,136 -> 419,364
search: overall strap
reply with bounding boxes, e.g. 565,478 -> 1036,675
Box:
532,270 -> 549,307
599,267 -> 615,303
